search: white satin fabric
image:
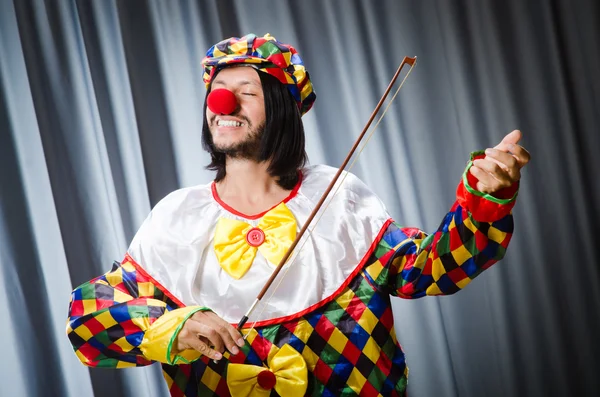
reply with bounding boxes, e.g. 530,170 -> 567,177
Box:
127,165 -> 390,323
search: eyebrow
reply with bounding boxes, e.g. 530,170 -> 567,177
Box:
212,79 -> 260,87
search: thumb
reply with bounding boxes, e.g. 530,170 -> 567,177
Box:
495,129 -> 522,149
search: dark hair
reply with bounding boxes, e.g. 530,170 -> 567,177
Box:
201,68 -> 307,190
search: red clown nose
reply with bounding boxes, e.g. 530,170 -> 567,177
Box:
207,88 -> 238,115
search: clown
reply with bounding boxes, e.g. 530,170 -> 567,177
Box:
67,33 -> 530,396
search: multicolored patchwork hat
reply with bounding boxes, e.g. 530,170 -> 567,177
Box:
202,33 -> 316,115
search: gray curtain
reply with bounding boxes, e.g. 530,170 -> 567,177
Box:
1,0 -> 598,396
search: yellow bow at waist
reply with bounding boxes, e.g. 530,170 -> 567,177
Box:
214,203 -> 297,279
227,344 -> 308,397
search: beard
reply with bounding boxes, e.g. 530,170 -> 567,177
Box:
210,119 -> 265,161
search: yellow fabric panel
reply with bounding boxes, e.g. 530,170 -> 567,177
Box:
138,282 -> 155,297
283,51 -> 291,64
347,367 -> 368,394
163,371 -> 174,389
451,245 -> 471,266
73,324 -> 93,341
114,336 -> 135,353
82,299 -> 97,314
201,366 -> 222,392
243,329 -> 257,345
113,289 -> 134,303
301,345 -> 319,372
488,226 -> 507,244
431,257 -> 445,281
94,279 -> 109,287
357,307 -> 379,334
213,47 -> 227,57
173,349 -> 204,365
327,328 -> 349,354
414,249 -> 429,269
116,361 -> 136,368
362,337 -> 380,364
365,260 -> 383,281
334,288 -> 355,310
449,216 -> 457,230
266,341 -> 281,363
456,277 -> 472,289
104,270 -> 123,286
75,349 -> 89,364
121,261 -> 136,272
130,315 -> 152,331
462,216 -> 479,235
94,310 -> 118,329
229,41 -> 249,54
426,282 -> 442,296
291,320 -> 314,344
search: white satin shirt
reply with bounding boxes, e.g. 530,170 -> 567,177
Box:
127,165 -> 391,324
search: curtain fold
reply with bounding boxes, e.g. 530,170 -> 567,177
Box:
1,0 -> 598,396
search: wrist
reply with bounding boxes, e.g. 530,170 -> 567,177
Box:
140,306 -> 212,365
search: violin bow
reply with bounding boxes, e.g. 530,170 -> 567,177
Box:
237,56 -> 417,331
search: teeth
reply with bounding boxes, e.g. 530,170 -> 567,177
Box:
217,120 -> 243,127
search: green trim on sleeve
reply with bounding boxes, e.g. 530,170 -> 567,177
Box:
167,307 -> 213,365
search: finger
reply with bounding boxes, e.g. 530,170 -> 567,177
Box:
185,315 -> 227,353
494,129 -> 522,148
176,326 -> 224,360
485,148 -> 517,168
483,149 -> 520,179
205,313 -> 246,349
469,165 -> 496,193
472,159 -> 514,186
480,153 -> 508,172
194,322 -> 226,354
188,336 -> 223,360
219,317 -> 245,350
204,312 -> 244,355
230,327 -> 246,349
200,313 -> 241,355
507,144 -> 530,168
470,164 -> 509,193
189,312 -> 226,353
493,142 -> 531,169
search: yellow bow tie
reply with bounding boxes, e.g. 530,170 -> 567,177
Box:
213,203 -> 297,279
226,344 -> 308,397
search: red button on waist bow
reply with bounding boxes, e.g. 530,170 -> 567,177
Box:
246,227 -> 265,247
257,369 -> 276,390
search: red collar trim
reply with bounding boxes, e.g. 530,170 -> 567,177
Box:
211,171 -> 303,220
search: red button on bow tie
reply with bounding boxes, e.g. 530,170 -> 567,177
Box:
246,228 -> 265,247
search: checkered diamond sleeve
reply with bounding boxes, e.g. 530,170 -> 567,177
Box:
66,256 -> 177,368
365,163 -> 518,298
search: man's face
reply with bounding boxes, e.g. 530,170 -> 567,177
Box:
206,66 -> 266,159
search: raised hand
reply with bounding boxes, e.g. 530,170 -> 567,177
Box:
469,130 -> 531,194
175,310 -> 245,360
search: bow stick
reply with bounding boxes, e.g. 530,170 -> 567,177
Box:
237,56 -> 417,331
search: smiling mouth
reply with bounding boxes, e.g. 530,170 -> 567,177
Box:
217,120 -> 244,127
